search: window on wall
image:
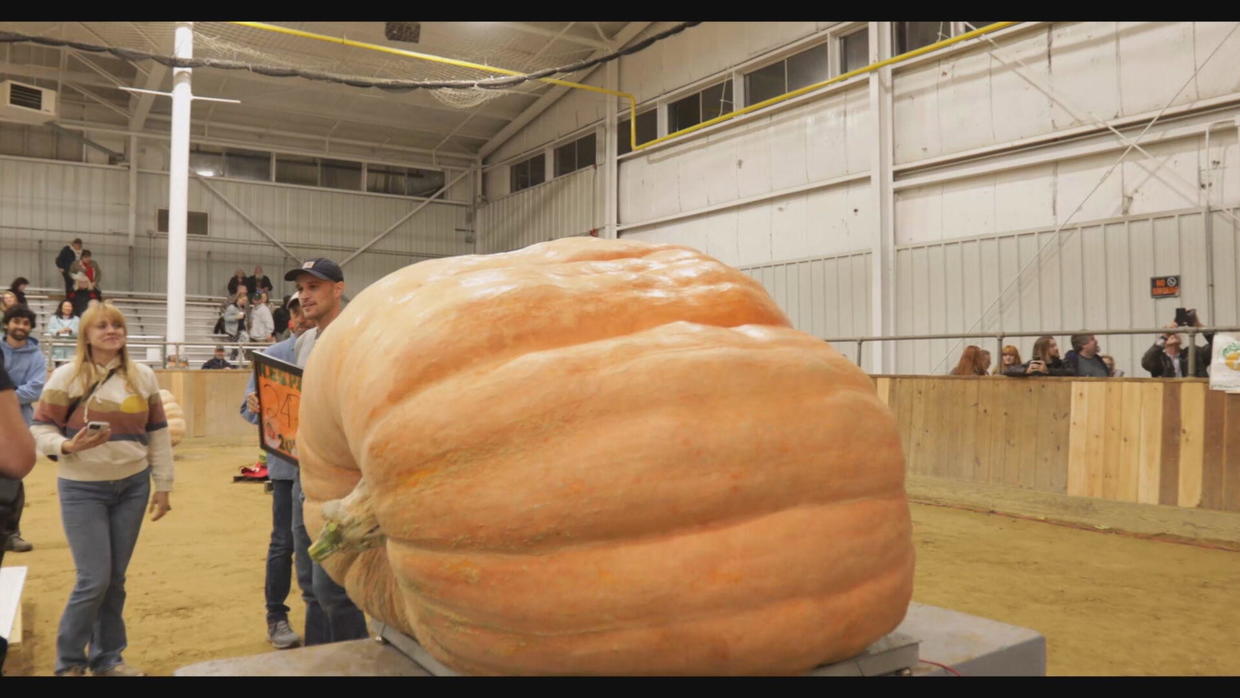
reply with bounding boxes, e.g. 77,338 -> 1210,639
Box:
275,155 -> 318,186
894,22 -> 953,53
225,148 -> 271,181
509,153 -> 546,193
321,159 -> 362,191
840,29 -> 870,74
367,164 -> 445,197
745,42 -> 830,106
617,109 -> 657,155
0,122 -> 85,163
668,79 -> 734,133
553,132 -> 597,177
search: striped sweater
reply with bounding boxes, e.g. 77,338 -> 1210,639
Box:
31,357 -> 174,491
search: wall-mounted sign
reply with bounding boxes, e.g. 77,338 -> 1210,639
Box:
1151,275 -> 1180,298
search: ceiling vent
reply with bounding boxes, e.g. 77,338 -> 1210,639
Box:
0,80 -> 58,124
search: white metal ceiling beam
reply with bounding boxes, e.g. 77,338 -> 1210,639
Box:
479,21 -> 650,161
66,50 -> 128,88
63,81 -> 129,119
503,22 -> 612,50
128,62 -> 169,131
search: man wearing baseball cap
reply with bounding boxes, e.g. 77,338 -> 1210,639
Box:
282,258 -> 368,644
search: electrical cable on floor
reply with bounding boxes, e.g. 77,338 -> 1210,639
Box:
918,658 -> 964,676
0,22 -> 700,92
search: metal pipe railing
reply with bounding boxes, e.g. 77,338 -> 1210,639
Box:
823,326 -> 1239,376
40,335 -> 278,369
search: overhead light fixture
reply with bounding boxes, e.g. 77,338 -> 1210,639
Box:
385,22 -> 421,44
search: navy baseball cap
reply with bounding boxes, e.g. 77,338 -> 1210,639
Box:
285,258 -> 343,283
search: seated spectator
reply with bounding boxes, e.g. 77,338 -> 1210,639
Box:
228,268 -> 249,297
995,345 -> 1023,375
1142,311 -> 1213,378
247,266 -> 274,298
272,295 -> 292,341
249,292 -> 275,344
8,278 -> 29,307
48,299 -> 80,366
950,345 -> 990,376
223,293 -> 251,342
0,291 -> 18,313
1101,355 -> 1124,377
202,346 -> 235,370
1065,334 -> 1110,377
1006,335 -> 1074,377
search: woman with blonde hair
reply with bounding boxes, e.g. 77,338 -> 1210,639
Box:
950,345 -> 990,376
30,301 -> 173,677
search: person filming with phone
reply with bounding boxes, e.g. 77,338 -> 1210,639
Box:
29,301 -> 174,677
1141,308 -> 1214,378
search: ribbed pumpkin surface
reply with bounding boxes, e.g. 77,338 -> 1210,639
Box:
159,388 -> 186,447
298,238 -> 913,675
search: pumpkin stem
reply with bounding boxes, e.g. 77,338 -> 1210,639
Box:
308,477 -> 385,562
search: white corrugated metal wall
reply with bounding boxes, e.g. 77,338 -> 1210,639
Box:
0,154 -> 472,299
477,166 -> 599,254
479,21 -> 1240,376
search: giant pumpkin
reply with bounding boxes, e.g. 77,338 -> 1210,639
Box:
299,237 -> 913,675
158,388 -> 186,446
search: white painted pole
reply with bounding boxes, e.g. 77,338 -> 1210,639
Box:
868,22 -> 896,374
166,22 -> 192,362
603,59 -> 618,239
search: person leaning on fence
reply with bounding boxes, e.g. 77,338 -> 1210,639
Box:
1142,310 -> 1213,378
1101,355 -> 1124,378
950,345 -> 990,376
995,345 -> 1023,375
1064,334 -> 1110,377
30,301 -> 173,677
202,346 -> 235,370
1003,336 -> 1072,377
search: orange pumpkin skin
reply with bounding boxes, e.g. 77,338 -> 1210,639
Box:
158,389 -> 186,446
299,238 -> 913,675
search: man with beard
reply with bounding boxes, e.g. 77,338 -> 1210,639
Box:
1,305 -> 46,553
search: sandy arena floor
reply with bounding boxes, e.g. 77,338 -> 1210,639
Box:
3,436 -> 1240,676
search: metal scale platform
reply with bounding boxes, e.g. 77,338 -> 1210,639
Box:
175,602 -> 1045,676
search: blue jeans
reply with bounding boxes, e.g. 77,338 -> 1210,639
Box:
291,473 -> 328,644
55,469 -> 150,674
292,473 -> 368,644
266,479 -> 307,623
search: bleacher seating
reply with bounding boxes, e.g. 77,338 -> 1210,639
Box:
23,287 -> 271,369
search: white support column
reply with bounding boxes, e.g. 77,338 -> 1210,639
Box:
128,134 -> 138,291
603,59 -> 619,239
166,22 -> 192,360
868,22 -> 896,373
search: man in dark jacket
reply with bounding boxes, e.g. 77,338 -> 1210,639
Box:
1064,334 -> 1110,378
202,346 -> 235,370
1142,312 -> 1213,378
55,238 -> 83,297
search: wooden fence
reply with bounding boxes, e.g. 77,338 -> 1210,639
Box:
874,376 -> 1240,512
156,369 -> 253,440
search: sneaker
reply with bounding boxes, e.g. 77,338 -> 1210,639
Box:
268,619 -> 302,650
4,534 -> 32,552
93,663 -> 146,677
56,666 -> 87,677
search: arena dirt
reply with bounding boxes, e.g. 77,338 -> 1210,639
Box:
3,437 -> 1238,676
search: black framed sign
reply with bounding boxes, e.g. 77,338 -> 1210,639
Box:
251,351 -> 303,464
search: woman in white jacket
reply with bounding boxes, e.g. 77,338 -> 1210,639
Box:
248,292 -> 275,344
30,301 -> 173,677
